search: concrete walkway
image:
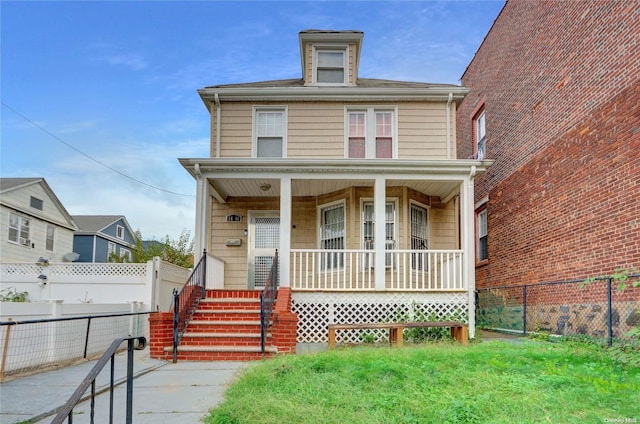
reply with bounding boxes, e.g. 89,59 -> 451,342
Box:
0,350 -> 249,424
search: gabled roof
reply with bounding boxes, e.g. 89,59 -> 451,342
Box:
0,177 -> 77,230
0,177 -> 43,192
72,215 -> 134,235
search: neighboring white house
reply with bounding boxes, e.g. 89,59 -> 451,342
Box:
0,178 -> 78,263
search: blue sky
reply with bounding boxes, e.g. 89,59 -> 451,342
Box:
1,0 -> 504,241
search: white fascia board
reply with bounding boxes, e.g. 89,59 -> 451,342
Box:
179,158 -> 494,180
198,86 -> 469,105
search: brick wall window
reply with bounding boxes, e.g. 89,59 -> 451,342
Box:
476,206 -> 488,263
473,109 -> 486,160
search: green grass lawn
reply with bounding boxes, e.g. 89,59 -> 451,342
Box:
206,340 -> 639,424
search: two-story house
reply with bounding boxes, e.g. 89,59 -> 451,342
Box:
71,215 -> 136,262
0,178 -> 77,263
179,30 -> 492,344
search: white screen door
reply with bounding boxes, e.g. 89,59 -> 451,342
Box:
248,212 -> 280,289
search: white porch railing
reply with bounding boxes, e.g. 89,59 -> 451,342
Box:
291,249 -> 465,291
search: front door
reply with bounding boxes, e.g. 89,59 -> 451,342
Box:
248,211 -> 280,289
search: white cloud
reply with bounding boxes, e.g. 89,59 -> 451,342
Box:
104,53 -> 148,71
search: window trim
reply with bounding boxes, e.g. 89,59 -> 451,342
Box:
108,241 -> 116,258
120,248 -> 132,262
475,200 -> 489,265
471,101 -> 486,160
317,200 -> 346,271
30,196 -> 43,210
46,224 -> 55,252
116,225 -> 125,240
8,212 -> 31,246
345,106 -> 397,159
252,106 -> 288,158
313,45 -> 348,85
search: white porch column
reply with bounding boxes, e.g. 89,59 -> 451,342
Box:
193,171 -> 210,259
460,173 -> 476,338
374,176 -> 386,290
279,176 -> 292,287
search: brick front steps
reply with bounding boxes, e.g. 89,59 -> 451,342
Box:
149,288 -> 297,361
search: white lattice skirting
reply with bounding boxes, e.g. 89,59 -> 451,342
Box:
292,292 -> 469,343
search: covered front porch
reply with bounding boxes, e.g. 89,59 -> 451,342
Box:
180,158 -> 490,340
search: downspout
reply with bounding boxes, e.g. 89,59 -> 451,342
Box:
214,93 -> 221,158
446,93 -> 453,159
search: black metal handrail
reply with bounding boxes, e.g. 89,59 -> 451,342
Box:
172,250 -> 207,363
51,336 -> 146,424
260,250 -> 279,356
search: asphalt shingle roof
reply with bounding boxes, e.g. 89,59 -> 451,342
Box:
0,177 -> 42,192
71,215 -> 124,233
204,78 -> 461,90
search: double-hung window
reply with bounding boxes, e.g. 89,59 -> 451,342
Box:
320,202 -> 345,270
8,213 -> 30,246
474,110 -> 486,160
108,242 -> 116,258
477,207 -> 488,262
347,108 -> 395,159
46,225 -> 55,251
254,108 -> 286,158
316,49 -> 346,84
362,200 -> 397,267
116,225 -> 124,240
120,248 -> 132,262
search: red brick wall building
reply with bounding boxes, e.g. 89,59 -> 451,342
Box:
457,0 -> 640,288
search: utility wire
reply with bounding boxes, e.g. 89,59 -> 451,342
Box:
2,101 -> 194,197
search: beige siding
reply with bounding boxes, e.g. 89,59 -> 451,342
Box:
303,43 -> 313,85
397,102 -> 449,159
218,103 -> 253,158
288,103 -> 345,158
348,42 -> 356,85
450,102 -> 457,158
215,100 -> 452,160
210,101 -> 217,157
430,199 -> 458,250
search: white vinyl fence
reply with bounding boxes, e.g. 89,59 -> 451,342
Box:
0,258 -> 192,312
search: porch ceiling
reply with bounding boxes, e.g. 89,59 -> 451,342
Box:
207,178 -> 461,199
180,158 -> 494,202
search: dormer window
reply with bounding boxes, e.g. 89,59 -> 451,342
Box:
316,49 -> 346,84
299,30 -> 362,86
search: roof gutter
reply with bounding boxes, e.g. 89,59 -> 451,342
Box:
198,86 -> 469,103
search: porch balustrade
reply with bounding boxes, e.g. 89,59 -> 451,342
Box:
291,249 -> 465,291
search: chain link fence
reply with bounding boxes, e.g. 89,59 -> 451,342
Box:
477,274 -> 640,346
0,312 -> 152,381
